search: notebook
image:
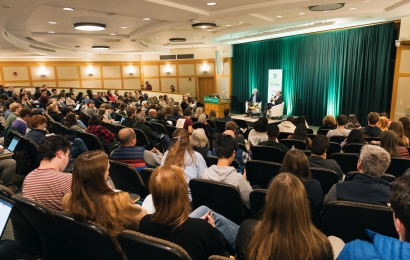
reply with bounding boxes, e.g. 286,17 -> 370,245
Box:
72,104 -> 81,111
0,197 -> 14,238
1,137 -> 20,155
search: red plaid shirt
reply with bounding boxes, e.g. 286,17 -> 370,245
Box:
86,124 -> 115,144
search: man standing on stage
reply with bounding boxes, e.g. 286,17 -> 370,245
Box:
245,89 -> 261,117
263,90 -> 283,117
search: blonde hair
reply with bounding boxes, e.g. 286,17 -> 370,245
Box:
378,117 -> 389,132
190,128 -> 209,148
194,107 -> 204,118
164,128 -> 196,169
322,115 -> 336,126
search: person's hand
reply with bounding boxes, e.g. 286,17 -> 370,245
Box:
0,147 -> 4,153
370,141 -> 380,145
200,211 -> 215,227
150,148 -> 161,154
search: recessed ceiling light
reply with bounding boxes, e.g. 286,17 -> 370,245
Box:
226,25 -> 232,27
73,22 -> 106,31
49,22 -> 57,24
239,22 -> 244,24
299,12 -> 305,15
4,4 -> 12,8
48,31 -> 55,34
92,46 -> 110,50
121,26 -> 128,29
194,36 -> 198,38
88,10 -> 94,13
277,15 -> 283,18
364,0 -> 372,2
206,2 -> 217,5
63,7 -> 74,11
192,23 -> 216,29
110,33 -> 116,35
156,36 -> 160,38
143,18 -> 151,21
349,7 -> 356,10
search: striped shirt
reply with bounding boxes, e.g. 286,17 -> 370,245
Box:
22,168 -> 72,213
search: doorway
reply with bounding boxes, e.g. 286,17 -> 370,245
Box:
197,77 -> 215,103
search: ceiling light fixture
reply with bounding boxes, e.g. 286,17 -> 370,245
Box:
206,2 -> 217,5
364,0 -> 372,2
277,15 -> 283,18
349,7 -> 356,10
299,12 -> 305,15
142,18 -> 151,20
48,31 -> 55,34
239,22 -> 244,24
92,46 -> 110,50
49,22 -> 57,24
309,3 -> 344,12
192,23 -> 216,29
63,7 -> 74,11
74,23 -> 106,31
121,26 -> 128,29
110,33 -> 116,35
226,25 -> 231,27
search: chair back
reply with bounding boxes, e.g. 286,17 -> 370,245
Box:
327,142 -> 341,158
380,173 -> 396,183
252,145 -> 285,163
280,139 -> 307,150
151,122 -> 168,136
16,133 -> 40,172
215,121 -> 226,133
191,117 -> 198,123
364,137 -> 380,143
77,132 -> 105,151
204,155 -> 239,169
193,123 -> 212,139
317,129 -> 330,135
118,230 -> 191,260
385,157 -> 410,177
308,134 -> 317,140
245,160 -> 281,189
322,201 -> 397,243
133,128 -> 151,149
115,124 -> 126,132
233,119 -> 250,139
206,120 -> 216,129
344,143 -> 366,153
301,150 -> 311,157
329,135 -> 346,143
11,195 -> 78,260
238,143 -> 247,152
330,153 -> 359,174
52,122 -> 66,136
102,122 -> 119,137
108,160 -> 148,199
277,132 -> 291,141
306,128 -> 314,134
189,178 -> 245,225
249,189 -> 267,219
166,125 -> 177,138
310,167 -> 338,195
54,213 -> 126,260
139,168 -> 154,193
168,119 -> 177,126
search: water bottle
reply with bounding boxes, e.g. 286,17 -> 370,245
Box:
291,145 -> 295,150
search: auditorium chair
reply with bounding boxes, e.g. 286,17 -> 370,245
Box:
116,124 -> 126,132
364,137 -> 380,143
204,155 -> 240,169
385,157 -> 410,177
277,132 -> 291,141
168,119 -> 177,126
310,167 -> 338,195
343,143 -> 366,153
380,173 -> 396,183
245,160 -> 281,189
307,128 -> 314,134
249,189 -> 267,219
14,132 -> 41,172
191,117 -> 198,123
166,125 -> 177,138
317,129 -> 330,135
133,128 -> 151,150
266,102 -> 284,118
322,201 -> 397,243
118,230 -> 191,260
215,121 -> 226,133
233,119 -> 250,139
207,120 -> 216,129
54,212 -> 125,260
280,139 -> 307,150
330,153 -> 359,174
301,150 -> 311,157
108,160 -> 148,199
102,122 -> 119,137
329,135 -> 346,144
139,168 -> 154,193
252,145 -> 285,163
151,122 -> 168,136
76,132 -> 105,152
189,178 -> 245,225
51,122 -> 66,136
12,195 -> 78,260
326,142 -> 341,158
308,134 -> 317,140
238,143 -> 247,152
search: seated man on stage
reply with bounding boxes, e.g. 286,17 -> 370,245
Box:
263,90 -> 283,117
245,88 -> 261,117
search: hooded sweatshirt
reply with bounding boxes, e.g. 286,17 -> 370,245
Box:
364,125 -> 381,137
278,121 -> 296,133
201,165 -> 253,209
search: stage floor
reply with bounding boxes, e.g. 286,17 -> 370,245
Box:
231,114 -> 285,124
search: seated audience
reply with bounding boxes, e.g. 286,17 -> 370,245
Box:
389,121 -> 409,147
86,115 -> 116,144
225,121 -> 245,145
220,108 -> 232,122
202,134 -> 253,209
399,117 -> 410,139
106,106 -> 115,121
0,153 -> 17,192
158,95 -> 166,109
190,128 -> 210,158
308,135 -> 344,181
98,108 -> 111,123
288,123 -> 312,148
132,114 -> 157,141
83,100 -> 97,116
271,150 -> 323,226
48,103 -> 64,122
58,94 -> 66,108
121,107 -> 137,127
258,124 -> 290,153
326,114 -> 351,138
326,145 -> 391,206
208,110 -> 219,123
236,173 -> 333,260
294,115 -> 309,128
379,130 -> 410,158
277,116 -> 296,133
4,101 -> 15,120
64,113 -> 86,133
116,103 -> 127,117
147,109 -> 157,122
378,116 -> 390,132
341,129 -> 367,151
19,93 -> 32,109
176,110 -> 193,134
170,106 -> 183,121
337,175 -> 410,260
26,115 -> 48,144
11,108 -> 30,135
161,128 -> 207,200
197,114 -> 214,134
39,89 -> 49,108
63,151 -> 147,236
139,165 -> 239,259
110,128 -> 163,170
155,110 -> 169,126
22,135 -> 72,212
65,92 -> 76,107
194,107 -> 204,119
248,117 -> 268,147
363,112 -> 381,137
345,114 -> 361,130
319,115 -> 337,130
6,103 -> 22,126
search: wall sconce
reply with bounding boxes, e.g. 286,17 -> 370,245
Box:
39,66 -> 47,77
202,63 -> 209,73
165,64 -> 171,74
87,65 -> 94,76
127,66 -> 135,75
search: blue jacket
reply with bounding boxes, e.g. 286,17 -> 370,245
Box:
337,230 -> 410,260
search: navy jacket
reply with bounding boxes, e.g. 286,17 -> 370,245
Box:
247,93 -> 261,103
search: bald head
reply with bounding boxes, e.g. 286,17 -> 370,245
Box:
117,128 -> 136,146
149,109 -> 157,118
223,130 -> 235,138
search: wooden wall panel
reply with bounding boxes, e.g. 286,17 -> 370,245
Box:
3,67 -> 29,81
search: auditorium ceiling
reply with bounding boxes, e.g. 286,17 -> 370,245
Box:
0,0 -> 408,57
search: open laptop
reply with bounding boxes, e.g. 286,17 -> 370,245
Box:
1,137 -> 20,155
0,197 -> 14,238
72,103 -> 81,112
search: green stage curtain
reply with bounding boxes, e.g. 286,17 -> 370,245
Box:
232,23 -> 394,125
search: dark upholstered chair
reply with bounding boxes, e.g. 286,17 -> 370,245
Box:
380,173 -> 396,183
330,153 -> 359,175
189,178 -> 245,225
317,129 -> 330,135
385,157 -> 410,177
215,121 -> 226,133
280,139 -> 307,150
11,195 -> 78,259
249,189 -> 267,219
329,135 -> 346,143
310,167 -> 338,195
133,128 -> 151,150
344,143 -> 366,153
54,212 -> 126,260
245,160 -> 281,189
166,125 -> 177,138
204,155 -> 240,169
118,230 -> 191,260
252,145 -> 285,164
151,122 -> 168,136
102,122 -> 120,137
326,142 -> 341,158
77,132 -> 104,151
322,201 -> 397,243
138,168 -> 154,193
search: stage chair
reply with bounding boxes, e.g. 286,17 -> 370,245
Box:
245,102 -> 262,117
267,102 -> 284,118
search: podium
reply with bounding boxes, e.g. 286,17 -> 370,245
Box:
203,97 -> 231,118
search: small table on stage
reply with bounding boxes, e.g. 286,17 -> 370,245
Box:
248,106 -> 261,118
203,97 -> 231,118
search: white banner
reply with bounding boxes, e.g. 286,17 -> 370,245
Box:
267,69 -> 283,102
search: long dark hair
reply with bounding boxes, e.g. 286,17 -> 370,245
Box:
345,129 -> 366,144
291,124 -> 308,144
279,149 -> 312,181
64,113 -> 79,128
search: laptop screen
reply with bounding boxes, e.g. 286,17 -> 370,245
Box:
7,137 -> 20,152
75,104 -> 81,110
0,197 -> 13,237
120,117 -> 125,123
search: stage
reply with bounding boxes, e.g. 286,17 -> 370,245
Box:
231,114 -> 285,125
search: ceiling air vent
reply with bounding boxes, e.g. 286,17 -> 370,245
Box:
309,3 -> 345,11
160,55 -> 177,60
177,54 -> 194,59
169,38 -> 186,42
29,44 -> 56,53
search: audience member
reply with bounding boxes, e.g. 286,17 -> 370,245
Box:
86,115 -> 116,144
155,110 -> 169,126
363,112 -> 381,137
63,151 -> 147,236
202,134 -> 253,209
6,103 -> 22,126
277,116 -> 296,133
26,115 -> 48,143
0,152 -> 17,192
110,128 -> 163,170
176,110 -> 194,134
48,103 -> 64,122
147,109 -> 157,122
237,173 -> 333,260
116,103 -> 127,117
399,117 -> 410,139
345,114 -> 361,130
39,89 -> 49,108
190,128 -> 210,159
0,84 -> 9,97
319,115 -> 337,130
4,101 -> 14,120
161,128 -> 207,200
225,121 -> 245,145
308,135 -> 344,181
133,114 -> 157,141
197,114 -> 214,134
11,108 -> 30,135
379,130 -> 410,158
220,108 -> 232,122
19,93 -> 32,109
97,108 -> 111,123
208,110 -> 219,123
64,113 -> 86,132
248,117 -> 268,146
288,123 -> 312,148
326,145 -> 391,205
22,135 -> 72,212
341,129 -> 367,151
389,121 -> 410,147
65,92 -> 76,107
121,107 -> 137,127
326,114 -> 351,138
258,124 -> 289,153
170,106 -> 182,120
83,100 -> 97,116
378,116 -> 390,132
